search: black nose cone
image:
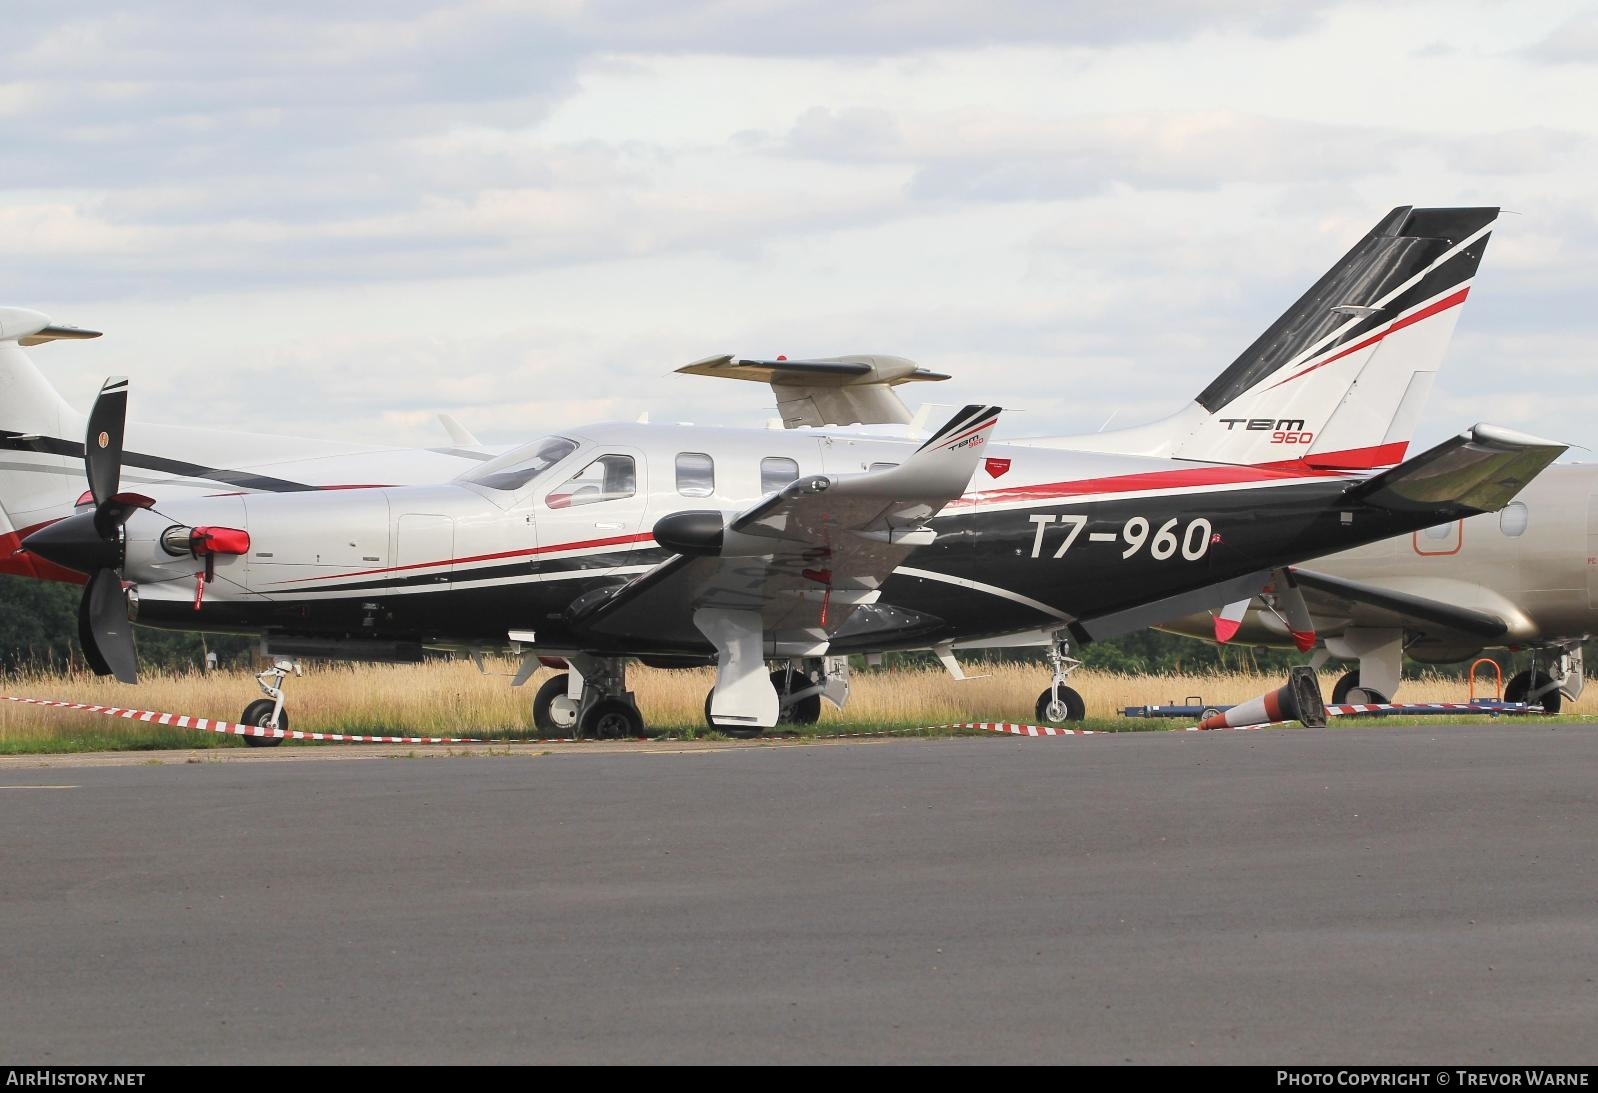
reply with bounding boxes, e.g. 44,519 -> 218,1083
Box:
21,512 -> 121,575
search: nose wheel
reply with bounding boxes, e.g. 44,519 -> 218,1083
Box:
240,699 -> 287,747
238,658 -> 298,748
1035,686 -> 1085,724
1035,634 -> 1086,724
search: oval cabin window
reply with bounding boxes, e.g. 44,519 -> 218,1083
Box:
1500,501 -> 1528,537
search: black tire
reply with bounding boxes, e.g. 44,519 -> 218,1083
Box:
771,669 -> 822,725
532,673 -> 579,734
1331,671 -> 1388,706
703,689 -> 765,739
579,697 -> 644,740
239,699 -> 285,748
1035,686 -> 1085,723
1505,670 -> 1561,713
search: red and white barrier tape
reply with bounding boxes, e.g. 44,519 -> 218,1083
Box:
4,695 -> 1299,745
1,696 -> 491,745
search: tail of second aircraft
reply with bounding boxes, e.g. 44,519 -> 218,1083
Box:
1039,206 -> 1499,470
0,311 -> 95,568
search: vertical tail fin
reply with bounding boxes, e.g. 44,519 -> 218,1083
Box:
1039,207 -> 1499,469
1182,206 -> 1497,468
0,314 -> 93,560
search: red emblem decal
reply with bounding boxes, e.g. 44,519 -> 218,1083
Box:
984,457 -> 1011,478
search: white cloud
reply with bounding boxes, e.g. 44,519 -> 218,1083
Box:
4,0 -> 1597,456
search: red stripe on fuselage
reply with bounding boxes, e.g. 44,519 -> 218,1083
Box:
953,462 -> 1342,508
271,531 -> 657,584
1259,441 -> 1409,473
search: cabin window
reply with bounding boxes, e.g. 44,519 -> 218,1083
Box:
1500,501 -> 1528,538
760,456 -> 800,493
676,452 -> 715,497
546,454 -> 636,509
1422,523 -> 1454,541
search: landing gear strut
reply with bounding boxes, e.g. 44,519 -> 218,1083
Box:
543,655 -> 645,739
702,657 -> 849,737
1035,635 -> 1085,723
240,658 -> 299,748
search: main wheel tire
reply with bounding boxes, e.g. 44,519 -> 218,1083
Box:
532,673 -> 580,734
1330,671 -> 1389,706
579,697 -> 644,740
703,689 -> 765,739
1035,686 -> 1085,723
771,669 -> 822,725
239,699 -> 286,748
1505,669 -> 1561,713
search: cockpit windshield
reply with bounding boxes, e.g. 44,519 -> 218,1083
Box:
458,435 -> 580,491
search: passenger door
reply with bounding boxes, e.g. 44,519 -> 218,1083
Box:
537,447 -> 652,583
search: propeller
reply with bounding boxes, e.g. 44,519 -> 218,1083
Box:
22,377 -> 140,683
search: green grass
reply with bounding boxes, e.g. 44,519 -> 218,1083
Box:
5,711 -> 1592,755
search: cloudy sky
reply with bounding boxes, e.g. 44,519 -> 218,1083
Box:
6,1 -> 1597,453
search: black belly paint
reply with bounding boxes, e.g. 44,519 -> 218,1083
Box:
133,479 -> 1462,658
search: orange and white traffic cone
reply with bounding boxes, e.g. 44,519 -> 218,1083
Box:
1197,665 -> 1327,729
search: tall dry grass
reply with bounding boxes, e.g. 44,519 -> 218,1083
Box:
1,658 -> 1576,750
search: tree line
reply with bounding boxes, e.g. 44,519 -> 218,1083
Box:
3,573 -> 1565,684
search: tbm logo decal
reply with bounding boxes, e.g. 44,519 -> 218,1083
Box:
1218,418 -> 1306,431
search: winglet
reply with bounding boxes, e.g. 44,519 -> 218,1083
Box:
889,404 -> 1002,494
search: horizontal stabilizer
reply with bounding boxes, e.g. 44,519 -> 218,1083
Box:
0,307 -> 102,346
1345,424 -> 1565,513
678,353 -> 949,428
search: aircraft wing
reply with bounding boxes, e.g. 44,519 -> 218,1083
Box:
570,405 -> 1001,650
1289,568 -> 1510,639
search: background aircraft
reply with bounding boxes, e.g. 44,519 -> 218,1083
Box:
1157,463 -> 1596,712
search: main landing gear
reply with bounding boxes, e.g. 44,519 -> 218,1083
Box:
1504,645 -> 1582,713
1034,635 -> 1086,723
239,658 -> 300,748
1330,671 -> 1389,706
529,655 -> 645,739
701,662 -> 834,738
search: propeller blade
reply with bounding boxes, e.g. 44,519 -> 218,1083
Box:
86,376 -> 128,519
77,582 -> 113,677
80,567 -> 138,684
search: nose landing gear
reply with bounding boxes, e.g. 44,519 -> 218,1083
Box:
1034,635 -> 1086,724
239,658 -> 299,748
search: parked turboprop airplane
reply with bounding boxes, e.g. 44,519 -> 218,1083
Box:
2,206 -> 1559,741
